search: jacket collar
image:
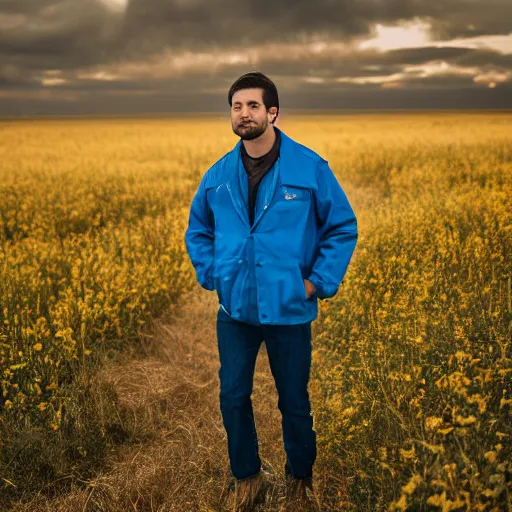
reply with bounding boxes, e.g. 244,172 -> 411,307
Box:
226,127 -> 312,188
224,127 -> 315,231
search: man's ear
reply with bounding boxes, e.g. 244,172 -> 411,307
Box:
268,107 -> 278,123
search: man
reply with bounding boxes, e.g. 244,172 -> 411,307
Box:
185,72 -> 358,511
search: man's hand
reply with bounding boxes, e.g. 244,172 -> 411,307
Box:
303,279 -> 316,299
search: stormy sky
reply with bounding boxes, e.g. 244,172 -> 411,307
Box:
1,0 -> 511,116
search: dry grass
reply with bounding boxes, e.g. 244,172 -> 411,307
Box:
11,285 -> 328,511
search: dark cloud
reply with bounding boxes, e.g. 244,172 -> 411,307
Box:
452,49 -> 512,68
380,47 -> 473,65
427,0 -> 512,39
0,0 -> 123,71
120,0 -> 412,56
1,0 -> 508,67
0,0 -> 511,115
249,47 -> 477,80
119,0 -> 511,55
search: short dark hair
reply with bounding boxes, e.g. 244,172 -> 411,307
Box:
228,71 -> 280,124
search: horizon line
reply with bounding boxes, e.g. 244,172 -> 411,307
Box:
1,107 -> 512,121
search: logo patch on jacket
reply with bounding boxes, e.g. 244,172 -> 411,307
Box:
281,185 -> 310,202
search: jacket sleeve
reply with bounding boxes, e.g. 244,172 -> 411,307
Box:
306,160 -> 358,299
185,176 -> 215,291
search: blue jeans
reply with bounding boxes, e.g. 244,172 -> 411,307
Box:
216,306 -> 317,481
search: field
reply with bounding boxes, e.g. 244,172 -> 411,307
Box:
0,113 -> 511,511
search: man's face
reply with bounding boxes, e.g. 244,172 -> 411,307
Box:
230,88 -> 277,141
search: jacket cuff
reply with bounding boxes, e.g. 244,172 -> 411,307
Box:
306,273 -> 342,299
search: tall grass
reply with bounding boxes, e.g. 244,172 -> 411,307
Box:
301,114 -> 511,510
1,113 -> 510,510
0,119 -> 226,501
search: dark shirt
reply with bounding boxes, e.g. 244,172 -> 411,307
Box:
241,127 -> 281,226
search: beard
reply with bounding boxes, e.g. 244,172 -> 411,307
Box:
232,118 -> 268,141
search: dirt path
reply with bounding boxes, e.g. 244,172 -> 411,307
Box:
17,285 -> 337,511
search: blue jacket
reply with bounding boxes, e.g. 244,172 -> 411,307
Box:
185,127 -> 358,325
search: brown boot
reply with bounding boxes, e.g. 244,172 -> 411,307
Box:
226,472 -> 266,511
282,475 -> 322,512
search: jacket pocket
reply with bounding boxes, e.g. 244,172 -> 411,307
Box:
261,262 -> 307,319
213,257 -> 244,316
271,186 -> 312,243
